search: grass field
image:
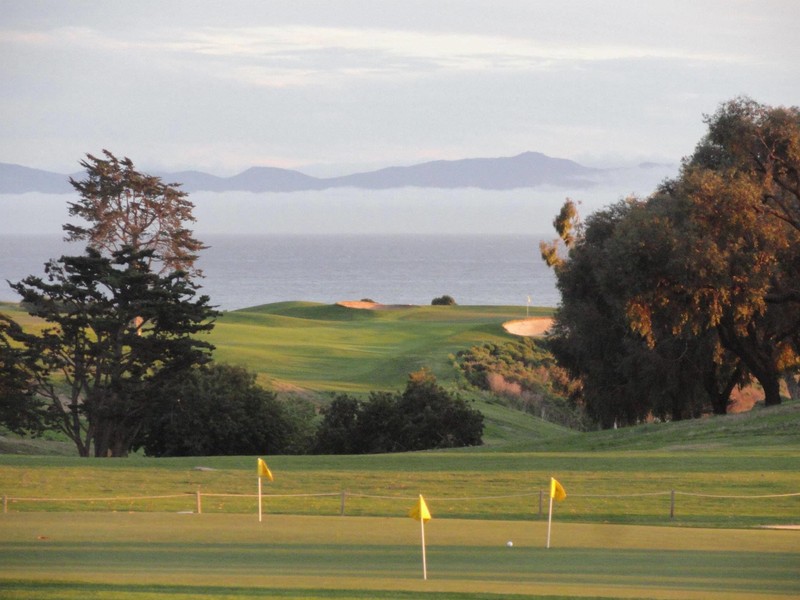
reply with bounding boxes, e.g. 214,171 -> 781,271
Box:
1,300 -> 799,598
1,513 -> 798,600
0,300 -> 566,449
206,301 -> 551,392
2,403 -> 799,526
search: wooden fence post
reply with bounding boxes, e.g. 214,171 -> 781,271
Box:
340,490 -> 347,516
669,490 -> 675,520
196,489 -> 202,514
2,495 -> 6,513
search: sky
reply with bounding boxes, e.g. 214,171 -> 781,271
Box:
2,0 -> 799,177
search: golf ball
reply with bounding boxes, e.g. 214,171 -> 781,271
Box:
506,540 -> 513,547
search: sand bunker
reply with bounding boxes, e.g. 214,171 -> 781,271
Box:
338,302 -> 553,336
337,301 -> 416,310
502,317 -> 553,337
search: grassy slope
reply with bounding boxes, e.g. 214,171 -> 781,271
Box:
1,403 -> 798,527
209,301 -> 552,392
208,301 -> 566,447
1,302 -> 799,598
0,300 -> 565,448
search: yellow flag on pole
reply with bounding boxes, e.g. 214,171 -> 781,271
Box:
409,494 -> 431,580
257,458 -> 274,482
550,477 -> 566,502
409,494 -> 432,522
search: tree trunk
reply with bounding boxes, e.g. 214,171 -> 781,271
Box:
717,323 -> 782,408
92,419 -> 132,457
784,373 -> 800,401
761,375 -> 782,407
704,363 -> 743,416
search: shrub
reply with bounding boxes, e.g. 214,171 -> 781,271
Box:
431,295 -> 457,306
136,364 -> 309,456
455,338 -> 587,429
314,369 -> 483,453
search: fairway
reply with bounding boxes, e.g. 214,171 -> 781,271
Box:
1,513 -> 798,600
2,303 -> 799,599
207,302 -> 547,392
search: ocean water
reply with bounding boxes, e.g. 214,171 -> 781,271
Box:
0,234 -> 559,311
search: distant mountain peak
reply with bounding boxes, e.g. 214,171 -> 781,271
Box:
0,152 -> 675,195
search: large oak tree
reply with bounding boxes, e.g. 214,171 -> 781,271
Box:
545,98 -> 799,422
626,99 -> 800,407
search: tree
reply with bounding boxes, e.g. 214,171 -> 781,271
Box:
6,246 -> 218,457
312,370 -> 484,453
623,100 -> 800,407
692,97 -> 800,235
313,394 -> 362,454
65,150 -> 205,276
543,199 -> 745,426
352,391 -> 402,453
544,201 -> 654,427
395,369 -> 483,450
539,198 -> 581,270
431,295 -> 457,306
136,364 -> 308,456
605,192 -> 749,416
0,316 -> 49,435
543,99 -> 800,419
690,97 -> 800,386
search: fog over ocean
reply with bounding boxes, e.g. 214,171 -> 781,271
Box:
1,180 -> 672,311
0,233 -> 559,311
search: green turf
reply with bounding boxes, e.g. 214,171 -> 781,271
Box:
1,434 -> 798,527
0,513 -> 797,600
2,300 -> 799,598
207,302 -> 548,392
3,300 -> 544,395
0,300 -> 564,448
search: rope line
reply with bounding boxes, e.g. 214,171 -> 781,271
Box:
3,489 -> 799,503
674,491 -> 800,499
569,492 -> 672,498
6,494 -> 188,502
203,492 -> 341,499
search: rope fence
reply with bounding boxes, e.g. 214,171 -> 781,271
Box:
3,488 -> 799,521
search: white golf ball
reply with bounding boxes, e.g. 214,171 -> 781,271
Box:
506,540 -> 513,547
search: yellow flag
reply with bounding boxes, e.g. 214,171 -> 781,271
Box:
257,458 -> 274,482
550,477 -> 566,502
409,494 -> 432,522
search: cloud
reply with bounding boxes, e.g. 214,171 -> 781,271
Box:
4,23 -> 749,90
176,25 -> 750,83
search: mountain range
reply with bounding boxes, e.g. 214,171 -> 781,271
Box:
0,151 -> 673,194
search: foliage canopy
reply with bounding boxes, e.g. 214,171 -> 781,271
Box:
544,97 -> 800,425
136,363 -> 313,456
314,369 -> 484,453
3,247 -> 218,456
65,150 -> 205,276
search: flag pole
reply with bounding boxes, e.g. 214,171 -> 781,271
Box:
420,515 -> 427,580
546,492 -> 554,548
409,494 -> 431,580
258,475 -> 263,522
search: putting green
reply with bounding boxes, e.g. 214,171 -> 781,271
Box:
1,513 -> 797,599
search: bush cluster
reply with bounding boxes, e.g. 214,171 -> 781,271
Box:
136,364 -> 314,456
455,338 -> 586,429
136,366 -> 483,456
313,369 -> 483,453
431,295 -> 457,306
